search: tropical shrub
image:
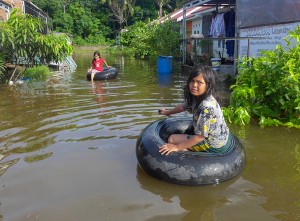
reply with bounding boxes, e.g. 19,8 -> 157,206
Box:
0,9 -> 74,68
0,55 -> 6,83
23,65 -> 52,80
116,19 -> 181,59
120,21 -> 154,58
3,9 -> 44,66
150,19 -> 181,58
223,26 -> 300,128
37,33 -> 74,65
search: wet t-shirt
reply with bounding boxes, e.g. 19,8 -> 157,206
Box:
185,95 -> 229,148
92,58 -> 105,71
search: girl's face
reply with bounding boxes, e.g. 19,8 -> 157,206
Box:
189,74 -> 207,96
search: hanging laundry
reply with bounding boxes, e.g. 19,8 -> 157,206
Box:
210,13 -> 226,37
225,8 -> 235,58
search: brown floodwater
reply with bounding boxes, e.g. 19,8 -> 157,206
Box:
0,49 -> 299,221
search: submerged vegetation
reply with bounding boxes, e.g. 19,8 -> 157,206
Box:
23,65 -> 52,81
223,26 -> 300,128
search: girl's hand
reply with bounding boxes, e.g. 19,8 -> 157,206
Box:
158,108 -> 169,116
159,143 -> 179,155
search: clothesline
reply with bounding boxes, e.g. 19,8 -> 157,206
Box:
181,37 -> 267,41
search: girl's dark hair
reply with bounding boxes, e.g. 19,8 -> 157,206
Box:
183,66 -> 217,108
92,51 -> 101,61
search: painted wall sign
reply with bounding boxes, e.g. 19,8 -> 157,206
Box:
238,22 -> 300,58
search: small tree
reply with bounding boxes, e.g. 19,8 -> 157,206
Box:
3,9 -> 45,66
150,19 -> 181,57
0,9 -> 73,68
120,21 -> 153,58
118,19 -> 181,59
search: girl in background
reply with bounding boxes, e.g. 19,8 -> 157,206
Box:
88,51 -> 110,81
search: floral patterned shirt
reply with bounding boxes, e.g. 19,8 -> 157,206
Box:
185,95 -> 229,148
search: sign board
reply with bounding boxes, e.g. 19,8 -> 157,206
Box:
238,22 -> 300,58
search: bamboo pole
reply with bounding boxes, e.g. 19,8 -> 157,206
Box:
8,68 -> 17,83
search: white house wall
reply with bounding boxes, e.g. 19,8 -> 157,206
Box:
191,18 -> 203,55
192,19 -> 202,35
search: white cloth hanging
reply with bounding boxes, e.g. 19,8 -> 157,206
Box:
210,13 -> 226,37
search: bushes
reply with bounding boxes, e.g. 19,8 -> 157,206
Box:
111,19 -> 181,60
23,65 -> 52,80
0,9 -> 74,68
73,35 -> 113,46
223,26 -> 300,128
0,55 -> 6,83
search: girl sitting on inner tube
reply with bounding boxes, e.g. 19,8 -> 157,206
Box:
158,66 -> 232,156
88,51 -> 111,81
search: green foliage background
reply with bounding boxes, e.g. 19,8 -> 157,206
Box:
31,0 -> 185,45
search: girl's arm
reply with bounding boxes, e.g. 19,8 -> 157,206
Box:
159,134 -> 204,155
88,60 -> 93,71
158,103 -> 185,116
104,60 -> 111,68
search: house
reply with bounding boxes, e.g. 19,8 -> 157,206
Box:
0,0 -> 11,20
158,3 -> 234,71
158,6 -> 213,39
182,0 -> 300,69
237,0 -> 300,58
0,0 -> 48,33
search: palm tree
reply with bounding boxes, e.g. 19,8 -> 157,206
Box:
155,0 -> 170,18
103,0 -> 136,30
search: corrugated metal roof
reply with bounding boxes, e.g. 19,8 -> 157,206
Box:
159,6 -> 213,23
183,0 -> 236,9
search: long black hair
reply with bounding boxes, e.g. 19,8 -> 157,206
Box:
92,51 -> 101,62
183,66 -> 217,108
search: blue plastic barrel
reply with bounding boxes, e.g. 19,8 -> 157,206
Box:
157,56 -> 173,74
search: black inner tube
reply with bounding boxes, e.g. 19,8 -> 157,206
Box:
156,117 -> 236,156
136,117 -> 246,185
158,118 -> 194,142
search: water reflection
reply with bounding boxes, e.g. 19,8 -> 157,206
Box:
157,72 -> 172,87
0,49 -> 299,221
137,164 -> 286,221
136,166 -> 229,220
0,159 -> 19,176
230,125 -> 300,220
295,144 -> 300,173
0,202 -> 3,221
90,81 -> 107,111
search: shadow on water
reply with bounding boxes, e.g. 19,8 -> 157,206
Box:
0,48 -> 299,221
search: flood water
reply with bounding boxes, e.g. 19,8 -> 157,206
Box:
0,49 -> 299,221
